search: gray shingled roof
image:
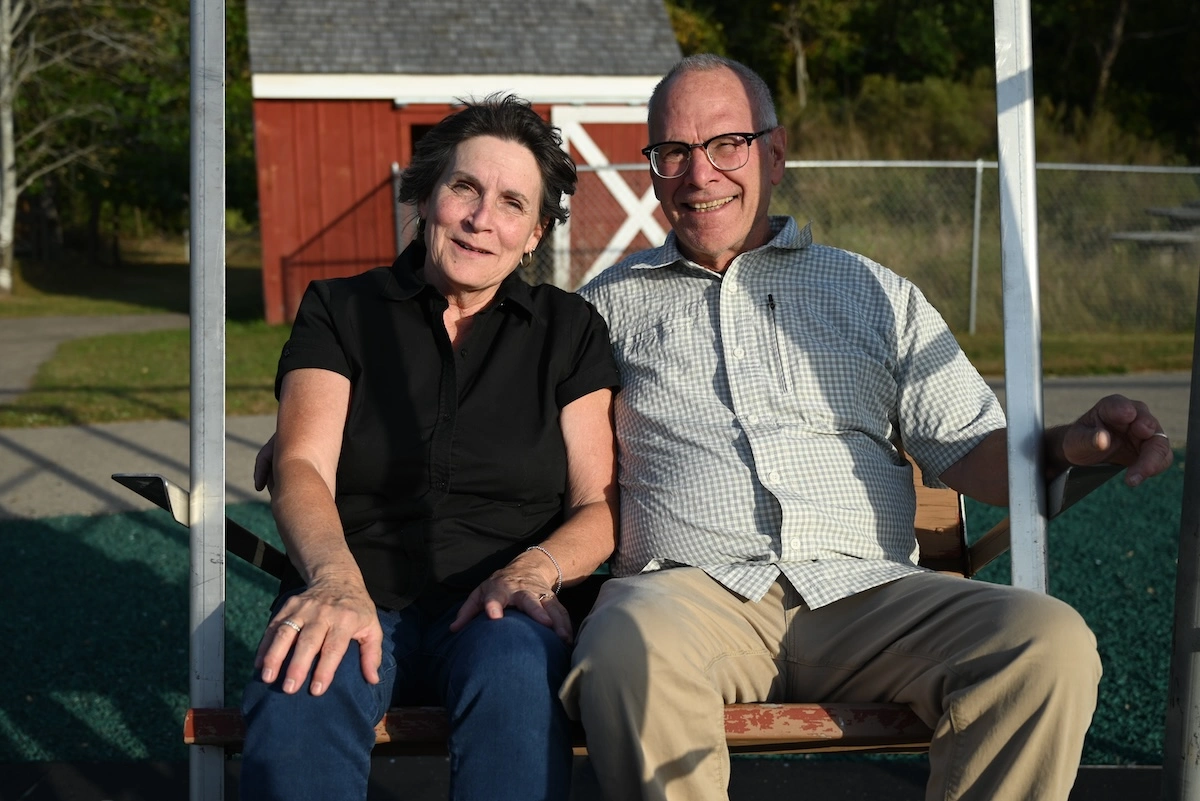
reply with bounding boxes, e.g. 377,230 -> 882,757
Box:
246,0 -> 681,76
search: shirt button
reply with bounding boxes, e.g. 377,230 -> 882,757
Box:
767,470 -> 781,484
726,283 -> 739,294
434,480 -> 447,490
747,413 -> 760,425
789,538 -> 801,550
733,347 -> 745,359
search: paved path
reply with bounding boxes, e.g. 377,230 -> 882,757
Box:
0,313 -> 272,519
0,315 -> 1193,519
0,314 -> 189,404
0,414 -> 276,519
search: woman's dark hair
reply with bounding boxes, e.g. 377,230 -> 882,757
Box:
399,94 -> 577,244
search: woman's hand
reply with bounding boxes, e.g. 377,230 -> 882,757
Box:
254,573 -> 383,695
450,557 -> 573,643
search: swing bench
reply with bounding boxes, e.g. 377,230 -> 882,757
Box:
112,460 -> 1120,757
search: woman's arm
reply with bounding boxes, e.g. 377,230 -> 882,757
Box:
451,387 -> 618,641
255,368 -> 383,696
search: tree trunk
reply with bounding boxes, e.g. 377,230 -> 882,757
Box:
110,203 -> 121,267
88,195 -> 102,263
0,0 -> 17,294
37,177 -> 62,261
794,44 -> 809,113
779,3 -> 810,114
1094,0 -> 1130,114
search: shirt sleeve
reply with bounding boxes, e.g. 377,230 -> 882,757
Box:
274,280 -> 354,399
893,279 -> 1006,486
555,298 -> 621,409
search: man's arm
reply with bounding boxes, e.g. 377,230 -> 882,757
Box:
939,394 -> 1174,505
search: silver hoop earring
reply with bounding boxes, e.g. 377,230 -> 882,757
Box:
519,251 -> 533,268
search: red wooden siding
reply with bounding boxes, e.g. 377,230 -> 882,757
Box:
255,99 -> 655,322
255,100 -> 455,324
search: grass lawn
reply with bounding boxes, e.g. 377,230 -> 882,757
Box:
0,323 -> 289,427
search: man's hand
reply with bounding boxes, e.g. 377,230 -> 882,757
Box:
254,574 -> 382,695
254,434 -> 278,493
1059,394 -> 1174,487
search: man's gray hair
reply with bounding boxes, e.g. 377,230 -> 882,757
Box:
647,54 -> 779,136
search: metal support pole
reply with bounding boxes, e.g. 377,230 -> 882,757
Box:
1161,268 -> 1200,800
969,158 -> 984,335
391,162 -> 403,257
189,0 -> 226,796
993,0 -> 1049,592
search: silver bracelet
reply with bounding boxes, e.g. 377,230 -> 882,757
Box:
525,545 -> 563,596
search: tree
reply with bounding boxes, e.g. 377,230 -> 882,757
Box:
665,0 -> 727,56
0,0 -> 158,293
51,0 -> 256,257
773,0 -> 859,112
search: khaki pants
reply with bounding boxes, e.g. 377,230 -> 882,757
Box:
560,568 -> 1100,801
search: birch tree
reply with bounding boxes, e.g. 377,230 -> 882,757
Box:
0,0 -> 152,293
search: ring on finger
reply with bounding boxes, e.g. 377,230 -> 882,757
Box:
1153,431 -> 1170,441
280,618 -> 302,635
537,592 -> 549,602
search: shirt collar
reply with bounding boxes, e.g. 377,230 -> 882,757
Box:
633,215 -> 813,272
382,241 -> 538,319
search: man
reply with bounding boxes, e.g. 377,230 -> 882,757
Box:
556,54 -> 1173,801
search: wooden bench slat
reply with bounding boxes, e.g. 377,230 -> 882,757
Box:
185,703 -> 933,756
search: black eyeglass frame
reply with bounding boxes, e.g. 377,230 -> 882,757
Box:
641,128 -> 777,178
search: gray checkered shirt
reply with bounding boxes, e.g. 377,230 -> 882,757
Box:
579,216 -> 1005,609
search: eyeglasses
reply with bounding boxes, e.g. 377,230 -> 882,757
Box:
641,129 -> 776,179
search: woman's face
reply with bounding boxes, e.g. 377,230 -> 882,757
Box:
419,135 -> 545,300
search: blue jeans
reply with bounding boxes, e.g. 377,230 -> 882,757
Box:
240,595 -> 573,801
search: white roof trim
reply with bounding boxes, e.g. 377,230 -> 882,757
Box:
252,74 -> 662,104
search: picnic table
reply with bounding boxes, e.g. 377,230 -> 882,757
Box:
1112,201 -> 1200,247
1146,206 -> 1200,228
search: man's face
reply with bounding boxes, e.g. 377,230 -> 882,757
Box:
649,67 -> 786,273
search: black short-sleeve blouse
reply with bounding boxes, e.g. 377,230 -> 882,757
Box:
275,242 -> 620,611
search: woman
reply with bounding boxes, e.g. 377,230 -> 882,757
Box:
240,95 -> 619,801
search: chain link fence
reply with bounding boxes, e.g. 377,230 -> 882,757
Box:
529,162 -> 1200,336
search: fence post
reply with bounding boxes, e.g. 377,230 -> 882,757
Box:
970,159 -> 984,335
391,162 -> 403,258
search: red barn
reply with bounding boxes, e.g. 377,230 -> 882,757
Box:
246,0 -> 682,323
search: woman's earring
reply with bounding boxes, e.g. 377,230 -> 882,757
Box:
520,251 -> 533,268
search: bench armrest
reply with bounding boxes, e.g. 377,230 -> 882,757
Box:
967,463 -> 1124,576
111,473 -> 289,578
